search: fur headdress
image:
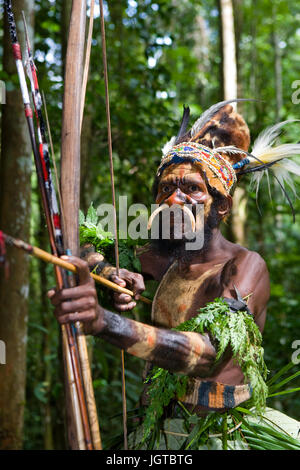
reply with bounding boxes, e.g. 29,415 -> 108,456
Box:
158,100 -> 300,215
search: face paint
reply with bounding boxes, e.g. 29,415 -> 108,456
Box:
156,162 -> 214,219
150,163 -> 229,259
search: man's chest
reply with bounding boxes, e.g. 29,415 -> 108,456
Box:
151,259 -> 236,328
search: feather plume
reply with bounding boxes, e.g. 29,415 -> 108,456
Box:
251,120 -> 300,158
214,145 -> 248,156
162,136 -> 176,157
248,120 -> 300,202
175,105 -> 190,143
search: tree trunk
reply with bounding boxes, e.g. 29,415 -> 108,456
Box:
220,0 -> 247,246
0,0 -> 34,450
220,0 -> 237,103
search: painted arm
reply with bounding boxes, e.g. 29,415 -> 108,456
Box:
97,251 -> 270,376
48,255 -> 217,377
49,251 -> 269,378
98,309 -> 217,377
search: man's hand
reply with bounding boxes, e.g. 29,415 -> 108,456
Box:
47,256 -> 105,335
110,269 -> 145,312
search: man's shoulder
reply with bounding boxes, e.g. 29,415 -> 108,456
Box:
232,245 -> 269,275
221,244 -> 270,322
220,243 -> 270,295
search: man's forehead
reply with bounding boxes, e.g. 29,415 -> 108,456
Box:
160,162 -> 204,180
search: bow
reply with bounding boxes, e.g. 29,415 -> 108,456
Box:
59,0 -> 103,450
4,0 -> 101,450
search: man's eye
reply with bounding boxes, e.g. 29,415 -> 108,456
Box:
188,185 -> 199,192
162,186 -> 171,193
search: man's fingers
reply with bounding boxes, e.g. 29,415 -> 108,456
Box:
110,275 -> 127,288
49,284 -> 95,306
111,271 -> 145,298
114,301 -> 136,312
61,255 -> 92,285
130,276 -> 145,297
113,292 -> 133,304
47,288 -> 56,299
54,296 -> 96,316
56,309 -> 96,325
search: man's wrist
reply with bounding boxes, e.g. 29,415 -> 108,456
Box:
90,304 -> 107,335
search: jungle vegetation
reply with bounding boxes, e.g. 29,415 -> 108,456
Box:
0,0 -> 300,449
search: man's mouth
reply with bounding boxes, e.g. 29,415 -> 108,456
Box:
147,203 -> 197,234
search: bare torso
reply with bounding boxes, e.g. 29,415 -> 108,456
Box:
139,232 -> 270,386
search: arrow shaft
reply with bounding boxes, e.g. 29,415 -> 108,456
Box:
2,231 -> 151,304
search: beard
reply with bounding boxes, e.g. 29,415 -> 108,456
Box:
150,198 -> 221,263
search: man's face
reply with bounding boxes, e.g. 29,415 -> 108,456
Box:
150,162 -> 230,258
156,162 -> 214,219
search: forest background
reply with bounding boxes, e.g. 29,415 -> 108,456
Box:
0,0 -> 300,450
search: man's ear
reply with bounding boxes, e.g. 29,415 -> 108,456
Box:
218,195 -> 232,219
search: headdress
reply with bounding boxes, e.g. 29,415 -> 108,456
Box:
158,100 -> 300,216
157,141 -> 237,195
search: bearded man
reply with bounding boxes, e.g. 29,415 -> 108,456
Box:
48,102 -> 270,416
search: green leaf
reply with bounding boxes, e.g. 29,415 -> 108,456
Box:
268,387 -> 300,397
86,203 -> 98,226
269,370 -> 300,393
142,298 -> 269,447
267,361 -> 297,386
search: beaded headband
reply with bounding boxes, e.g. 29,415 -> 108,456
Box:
156,142 -> 237,195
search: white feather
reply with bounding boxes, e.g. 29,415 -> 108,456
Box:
190,100 -> 240,137
272,159 -> 300,196
214,146 -> 248,156
248,120 -> 300,198
251,157 -> 300,197
252,143 -> 300,163
161,136 -> 176,157
251,119 -> 300,159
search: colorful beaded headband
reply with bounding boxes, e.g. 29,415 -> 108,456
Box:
157,142 -> 237,195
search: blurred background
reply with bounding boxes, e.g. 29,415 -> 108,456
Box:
0,0 -> 300,449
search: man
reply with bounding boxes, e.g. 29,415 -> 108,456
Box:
48,102 -> 270,413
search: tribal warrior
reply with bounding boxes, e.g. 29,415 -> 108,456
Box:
49,100 -> 300,416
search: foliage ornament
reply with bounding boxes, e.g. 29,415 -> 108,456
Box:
141,297 -> 268,447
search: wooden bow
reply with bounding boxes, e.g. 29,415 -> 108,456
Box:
60,0 -> 101,450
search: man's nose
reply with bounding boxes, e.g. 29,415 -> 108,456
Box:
165,188 -> 186,207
